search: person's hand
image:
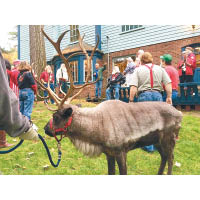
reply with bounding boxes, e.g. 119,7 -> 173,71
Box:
19,124 -> 39,141
104,62 -> 107,65
166,97 -> 172,105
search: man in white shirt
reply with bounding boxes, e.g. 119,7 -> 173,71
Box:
56,63 -> 69,96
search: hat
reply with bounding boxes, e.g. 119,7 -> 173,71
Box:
162,54 -> 172,62
13,60 -> 21,66
186,47 -> 193,52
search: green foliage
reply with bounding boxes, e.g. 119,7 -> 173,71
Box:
0,101 -> 200,175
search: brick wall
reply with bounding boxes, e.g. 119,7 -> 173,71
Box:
73,35 -> 200,99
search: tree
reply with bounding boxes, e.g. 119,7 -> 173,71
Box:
29,25 -> 46,76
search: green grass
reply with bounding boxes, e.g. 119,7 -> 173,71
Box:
0,100 -> 200,175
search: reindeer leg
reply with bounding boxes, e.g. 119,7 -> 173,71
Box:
116,151 -> 127,175
156,145 -> 167,175
167,134 -> 176,175
106,154 -> 116,175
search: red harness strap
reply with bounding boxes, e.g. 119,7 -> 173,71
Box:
144,64 -> 154,88
49,116 -> 73,143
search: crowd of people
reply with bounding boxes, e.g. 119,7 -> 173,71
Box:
0,46 -> 197,151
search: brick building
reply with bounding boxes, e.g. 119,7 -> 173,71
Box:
18,25 -> 200,98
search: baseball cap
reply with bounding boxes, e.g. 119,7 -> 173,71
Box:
163,54 -> 172,62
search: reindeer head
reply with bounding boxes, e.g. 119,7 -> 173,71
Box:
32,27 -> 99,137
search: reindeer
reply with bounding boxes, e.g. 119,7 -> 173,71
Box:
34,28 -> 183,175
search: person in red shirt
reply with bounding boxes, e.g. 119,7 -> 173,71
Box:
185,46 -> 196,74
40,65 -> 55,104
161,54 -> 179,102
177,49 -> 196,83
10,60 -> 20,97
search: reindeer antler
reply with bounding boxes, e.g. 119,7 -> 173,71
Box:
40,27 -> 100,108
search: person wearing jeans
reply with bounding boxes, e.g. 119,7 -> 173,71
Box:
106,66 -> 125,100
17,61 -> 37,120
19,88 -> 35,120
160,54 -> 179,103
93,63 -> 106,99
129,52 -> 172,153
40,65 -> 55,104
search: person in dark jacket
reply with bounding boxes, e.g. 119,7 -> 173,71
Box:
93,63 -> 106,99
106,66 -> 125,100
0,50 -> 38,141
17,61 -> 37,120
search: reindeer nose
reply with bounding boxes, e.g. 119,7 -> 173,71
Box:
44,122 -> 54,137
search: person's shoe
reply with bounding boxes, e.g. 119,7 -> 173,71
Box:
0,143 -> 14,149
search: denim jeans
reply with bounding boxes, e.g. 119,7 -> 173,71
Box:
95,80 -> 103,98
44,83 -> 55,104
163,90 -> 178,102
59,81 -> 68,94
138,91 -> 163,152
106,84 -> 120,100
19,88 -> 34,120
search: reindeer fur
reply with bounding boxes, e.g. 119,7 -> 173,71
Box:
44,100 -> 182,175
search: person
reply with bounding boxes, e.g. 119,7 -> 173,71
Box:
129,52 -> 172,152
56,63 -> 68,97
17,61 -> 37,120
123,57 -> 136,86
185,46 -> 196,74
135,49 -> 144,67
93,62 -> 106,99
10,59 -> 20,97
161,54 -> 179,102
0,59 -> 13,148
0,50 -> 38,141
40,65 -> 55,104
106,66 -> 125,100
177,50 -> 196,83
160,56 -> 165,68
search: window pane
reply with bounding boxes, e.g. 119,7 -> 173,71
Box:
126,25 -> 129,31
122,25 -> 125,32
130,25 -> 134,30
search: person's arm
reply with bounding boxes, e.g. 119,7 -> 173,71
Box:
165,83 -> 172,105
129,86 -> 138,102
0,51 -> 38,139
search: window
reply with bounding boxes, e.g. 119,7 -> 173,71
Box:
69,61 -> 78,82
121,25 -> 143,33
70,25 -> 79,42
83,60 -> 93,82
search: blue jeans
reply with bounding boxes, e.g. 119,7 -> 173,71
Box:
138,91 -> 163,152
44,83 -> 55,104
106,84 -> 120,100
95,80 -> 103,98
163,90 -> 178,103
19,88 -> 34,120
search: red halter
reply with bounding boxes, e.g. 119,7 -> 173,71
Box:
49,116 -> 73,143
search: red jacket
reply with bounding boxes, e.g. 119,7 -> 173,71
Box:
10,68 -> 20,86
177,54 -> 196,76
40,71 -> 54,83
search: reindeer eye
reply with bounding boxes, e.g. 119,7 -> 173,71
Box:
53,115 -> 60,123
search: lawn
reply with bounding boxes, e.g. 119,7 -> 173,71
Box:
0,100 -> 200,175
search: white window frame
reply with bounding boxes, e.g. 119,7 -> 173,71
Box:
121,25 -> 144,34
70,25 -> 79,43
83,59 -> 93,82
69,61 -> 78,83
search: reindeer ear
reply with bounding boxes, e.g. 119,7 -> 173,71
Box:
62,107 -> 73,118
